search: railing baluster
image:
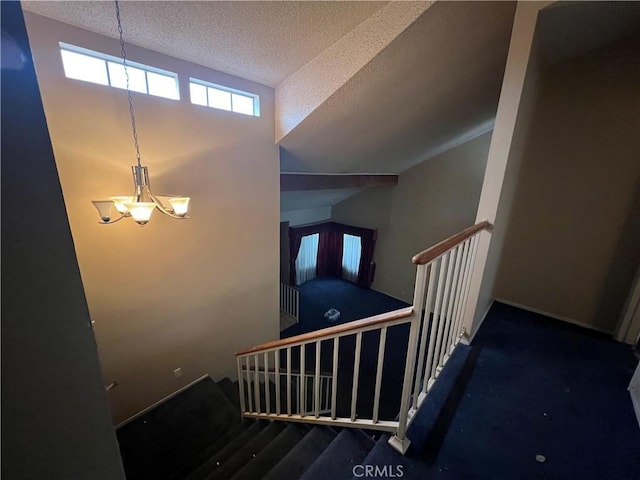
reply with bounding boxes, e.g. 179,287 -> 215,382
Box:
331,337 -> 339,419
237,357 -> 246,417
416,260 -> 441,393
395,303 -> 422,449
458,234 -> 480,341
264,352 -> 270,414
432,249 -> 456,375
443,244 -> 464,358
451,239 -> 471,347
425,254 -> 448,384
351,332 -> 363,422
254,355 -> 261,413
295,288 -> 299,320
300,344 -> 306,415
287,347 -> 292,416
412,263 -> 435,409
275,349 -> 281,415
373,326 -> 388,423
314,340 -> 321,418
245,356 -> 253,413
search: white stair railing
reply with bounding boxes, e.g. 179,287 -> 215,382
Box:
236,221 -> 490,454
280,282 -> 299,322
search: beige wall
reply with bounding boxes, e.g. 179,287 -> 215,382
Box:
494,34 -> 640,332
25,13 -> 280,423
466,2 -> 548,338
332,132 -> 491,303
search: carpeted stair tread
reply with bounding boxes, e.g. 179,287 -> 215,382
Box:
204,421 -> 286,480
230,423 -> 310,480
184,421 -> 266,480
171,420 -> 254,480
345,344 -> 473,480
263,426 -> 338,480
300,429 -> 375,480
117,376 -> 241,480
216,377 -> 241,412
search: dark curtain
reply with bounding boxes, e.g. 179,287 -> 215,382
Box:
357,230 -> 377,288
288,222 -> 377,288
317,230 -> 343,277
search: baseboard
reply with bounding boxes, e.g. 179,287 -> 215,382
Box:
116,374 -> 209,429
465,300 -> 495,344
495,298 -> 613,335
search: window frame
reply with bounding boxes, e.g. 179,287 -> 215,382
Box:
189,77 -> 260,117
59,42 -> 180,101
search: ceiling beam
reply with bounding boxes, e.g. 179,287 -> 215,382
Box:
281,173 -> 398,192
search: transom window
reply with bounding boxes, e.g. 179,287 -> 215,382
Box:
189,78 -> 260,117
59,43 -> 179,100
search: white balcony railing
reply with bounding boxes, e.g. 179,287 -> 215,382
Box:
237,221 -> 490,454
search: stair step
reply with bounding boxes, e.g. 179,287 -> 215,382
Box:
205,421 -> 286,480
117,376 -> 240,480
171,420 -> 253,480
263,426 -> 337,480
217,377 -> 240,412
184,421 -> 266,480
300,429 -> 376,480
230,424 -> 309,480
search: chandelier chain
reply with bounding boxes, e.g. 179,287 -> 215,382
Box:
115,0 -> 142,168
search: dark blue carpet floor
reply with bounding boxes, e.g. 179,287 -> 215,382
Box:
281,277 -> 411,420
357,301 -> 640,479
282,276 -> 410,338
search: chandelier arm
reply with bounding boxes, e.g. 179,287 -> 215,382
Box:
150,194 -> 189,219
98,213 -> 128,225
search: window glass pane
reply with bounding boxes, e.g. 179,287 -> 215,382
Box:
342,234 -> 362,283
208,87 -> 231,111
147,71 -> 178,100
295,233 -> 320,286
107,62 -> 147,94
190,83 -> 207,106
61,50 -> 108,86
232,93 -> 254,116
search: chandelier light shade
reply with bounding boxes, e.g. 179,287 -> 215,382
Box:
92,0 -> 190,226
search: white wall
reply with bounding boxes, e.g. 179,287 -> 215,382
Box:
332,132 -> 491,302
25,13 -> 280,423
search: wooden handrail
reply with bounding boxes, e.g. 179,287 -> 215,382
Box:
411,220 -> 491,265
236,306 -> 413,356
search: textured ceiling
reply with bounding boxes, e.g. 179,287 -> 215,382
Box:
22,0 -> 386,87
279,1 -> 517,174
24,1 -> 635,213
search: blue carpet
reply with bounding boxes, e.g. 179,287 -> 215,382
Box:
282,277 -> 409,338
356,301 -> 640,479
281,277 -> 411,420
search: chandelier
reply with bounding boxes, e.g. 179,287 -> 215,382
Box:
92,0 -> 190,226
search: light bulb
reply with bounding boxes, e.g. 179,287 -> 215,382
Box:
168,197 -> 190,217
124,202 -> 155,225
109,196 -> 134,214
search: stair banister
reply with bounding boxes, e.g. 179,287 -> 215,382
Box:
235,220 -> 491,455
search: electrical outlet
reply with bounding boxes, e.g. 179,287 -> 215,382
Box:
173,367 -> 183,379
